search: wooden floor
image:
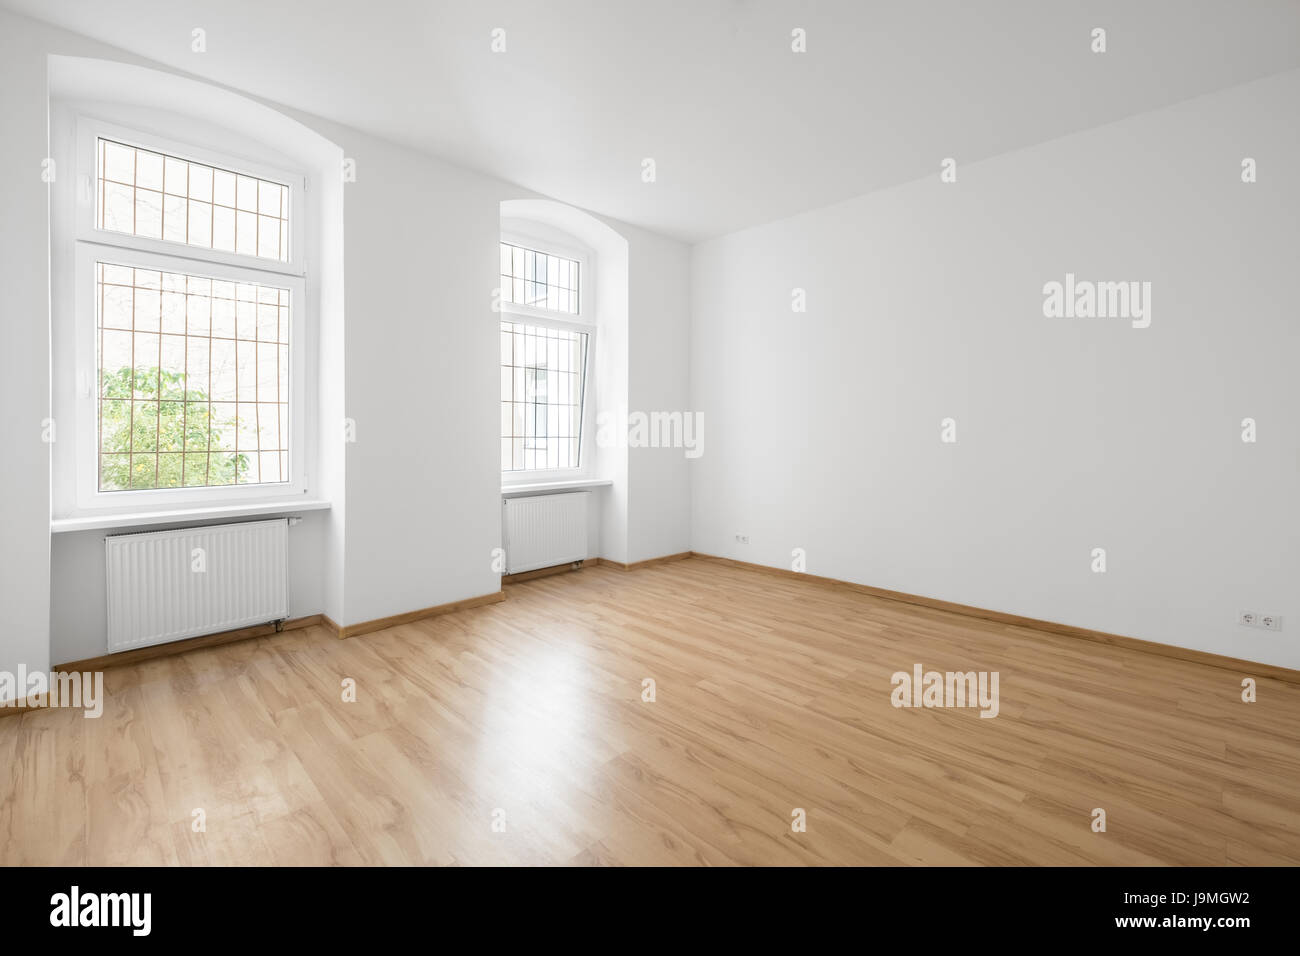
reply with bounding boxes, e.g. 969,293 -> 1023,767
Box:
3,557 -> 1298,866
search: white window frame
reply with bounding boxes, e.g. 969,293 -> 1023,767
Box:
499,230 -> 597,485
76,117 -> 307,278
70,117 -> 310,513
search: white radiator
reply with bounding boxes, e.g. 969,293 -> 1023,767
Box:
105,518 -> 289,653
503,492 -> 589,574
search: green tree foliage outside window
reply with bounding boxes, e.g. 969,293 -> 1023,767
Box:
99,366 -> 249,491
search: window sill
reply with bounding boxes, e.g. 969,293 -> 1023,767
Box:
50,498 -> 332,534
501,478 -> 613,495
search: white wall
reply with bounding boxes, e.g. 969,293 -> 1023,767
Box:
627,226 -> 692,562
0,15 -> 53,683
310,116 -> 506,625
591,220 -> 631,565
315,126 -> 347,627
691,69 -> 1300,670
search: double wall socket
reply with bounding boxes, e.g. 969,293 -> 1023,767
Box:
1239,610 -> 1283,631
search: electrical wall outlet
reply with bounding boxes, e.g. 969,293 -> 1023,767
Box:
734,533 -> 749,544
1239,610 -> 1283,631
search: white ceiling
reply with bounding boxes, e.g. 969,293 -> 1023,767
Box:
7,0 -> 1300,241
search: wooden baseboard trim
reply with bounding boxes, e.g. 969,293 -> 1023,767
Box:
502,561 -> 585,585
335,590 -> 506,639
596,551 -> 693,572
689,552 -> 1300,685
53,614 -> 325,674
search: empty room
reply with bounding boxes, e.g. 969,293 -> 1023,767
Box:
1,0 -> 1297,930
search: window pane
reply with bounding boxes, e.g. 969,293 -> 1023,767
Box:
102,140 -> 135,185
136,152 -> 164,191
135,190 -> 163,239
162,194 -> 187,244
96,261 -> 292,491
499,320 -> 586,473
96,138 -> 290,263
499,241 -> 580,315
